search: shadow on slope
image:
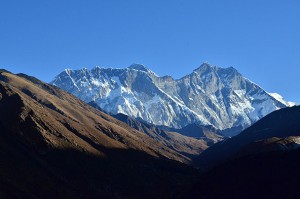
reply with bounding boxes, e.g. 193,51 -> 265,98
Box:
0,70 -> 199,199
194,106 -> 300,170
183,149 -> 300,199
0,121 -> 198,199
182,105 -> 300,199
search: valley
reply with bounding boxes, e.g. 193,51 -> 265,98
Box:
1,68 -> 300,199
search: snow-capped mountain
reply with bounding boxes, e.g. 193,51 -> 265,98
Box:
51,63 -> 289,131
268,92 -> 295,107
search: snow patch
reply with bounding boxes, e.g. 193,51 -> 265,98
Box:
268,92 -> 294,107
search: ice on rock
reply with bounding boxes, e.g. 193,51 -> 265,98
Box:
51,63 -> 288,130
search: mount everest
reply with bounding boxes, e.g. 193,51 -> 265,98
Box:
51,63 -> 290,133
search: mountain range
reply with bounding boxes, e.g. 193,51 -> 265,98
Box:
0,70 -> 198,198
1,68 -> 300,199
51,63 -> 291,136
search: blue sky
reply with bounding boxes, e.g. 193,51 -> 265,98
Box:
0,0 -> 299,101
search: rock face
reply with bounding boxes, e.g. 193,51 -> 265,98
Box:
51,63 -> 288,131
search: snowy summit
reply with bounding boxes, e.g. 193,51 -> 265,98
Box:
51,63 -> 289,134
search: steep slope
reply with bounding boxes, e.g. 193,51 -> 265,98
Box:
110,113 -> 211,158
51,63 -> 288,133
182,105 -> 300,199
195,105 -> 300,169
0,71 -> 198,199
86,99 -> 224,158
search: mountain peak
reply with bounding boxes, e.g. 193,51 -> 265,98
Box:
224,66 -> 239,74
193,62 -> 214,73
193,63 -> 239,75
52,62 -> 289,130
128,64 -> 150,72
64,68 -> 73,75
128,64 -> 158,76
215,66 -> 240,77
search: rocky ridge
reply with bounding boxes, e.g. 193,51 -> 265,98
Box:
51,63 -> 289,134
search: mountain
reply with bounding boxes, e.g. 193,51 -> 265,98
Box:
51,63 -> 288,134
195,105 -> 300,170
116,113 -> 225,157
184,105 -> 300,199
268,92 -> 295,107
0,70 -> 199,199
88,100 -> 224,157
111,113 -> 210,158
172,124 -> 224,144
89,100 -> 223,140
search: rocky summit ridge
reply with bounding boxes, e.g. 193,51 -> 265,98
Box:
51,63 -> 289,133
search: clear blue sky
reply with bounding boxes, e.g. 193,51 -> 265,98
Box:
0,0 -> 299,102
